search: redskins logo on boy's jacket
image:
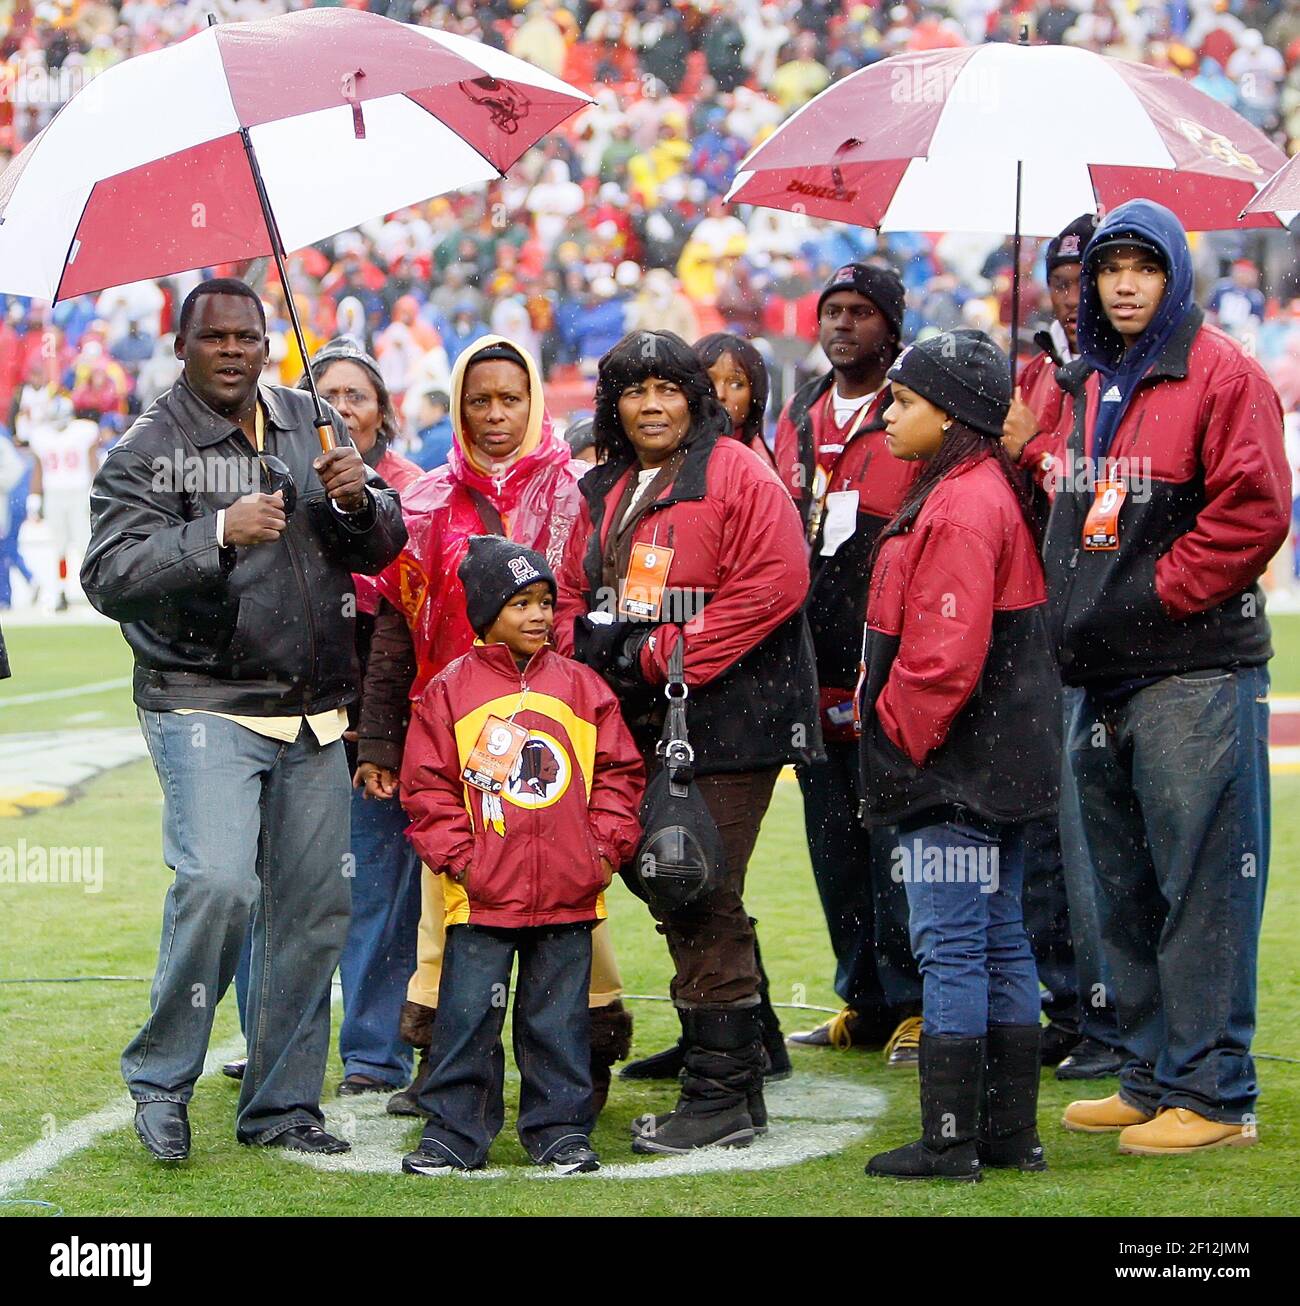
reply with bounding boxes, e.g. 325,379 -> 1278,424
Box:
400,641 -> 644,930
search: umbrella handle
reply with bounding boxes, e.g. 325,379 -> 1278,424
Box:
315,421 -> 336,455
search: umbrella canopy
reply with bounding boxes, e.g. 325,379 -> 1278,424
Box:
725,44 -> 1286,235
0,9 -> 592,302
1242,150 -> 1300,217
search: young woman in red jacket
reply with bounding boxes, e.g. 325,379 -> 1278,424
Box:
857,331 -> 1060,1183
555,330 -> 820,1154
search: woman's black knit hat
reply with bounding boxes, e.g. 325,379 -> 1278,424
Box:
886,330 -> 1011,437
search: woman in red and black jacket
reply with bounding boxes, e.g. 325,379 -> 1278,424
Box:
857,331 -> 1060,1184
555,330 -> 820,1155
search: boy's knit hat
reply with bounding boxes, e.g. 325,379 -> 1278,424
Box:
459,535 -> 556,636
886,330 -> 1011,438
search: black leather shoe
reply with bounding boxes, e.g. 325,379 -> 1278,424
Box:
337,1074 -> 391,1097
134,1102 -> 190,1161
221,1056 -> 246,1081
1055,1036 -> 1125,1081
1040,1020 -> 1079,1067
263,1124 -> 351,1154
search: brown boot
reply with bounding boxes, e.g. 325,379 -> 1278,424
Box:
387,1003 -> 436,1118
589,1000 -> 633,1120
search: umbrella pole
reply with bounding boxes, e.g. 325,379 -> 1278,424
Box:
1011,158 -> 1022,388
237,129 -> 336,453
206,14 -> 333,454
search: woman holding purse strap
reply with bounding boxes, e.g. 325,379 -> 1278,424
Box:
554,331 -> 820,1154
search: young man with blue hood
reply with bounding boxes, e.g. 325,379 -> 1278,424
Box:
1042,200 -> 1290,1155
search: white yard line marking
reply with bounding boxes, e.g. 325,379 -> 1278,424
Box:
286,1075 -> 887,1181
0,678 -> 131,709
0,1035 -> 246,1199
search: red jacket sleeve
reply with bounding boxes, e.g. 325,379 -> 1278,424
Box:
399,682 -> 475,877
642,462 -> 810,687
773,399 -> 804,505
875,517 -> 997,767
553,498 -> 595,658
1154,366 -> 1291,620
586,680 -> 645,866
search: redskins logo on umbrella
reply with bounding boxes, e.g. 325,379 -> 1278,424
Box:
460,76 -> 529,135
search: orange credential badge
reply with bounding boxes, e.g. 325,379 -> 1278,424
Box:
462,716 -> 529,794
1081,480 -> 1127,551
619,542 -> 675,620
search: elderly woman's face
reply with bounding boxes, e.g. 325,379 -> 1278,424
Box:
318,359 -> 382,455
618,376 -> 691,467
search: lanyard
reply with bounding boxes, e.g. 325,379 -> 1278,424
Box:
808,393 -> 874,544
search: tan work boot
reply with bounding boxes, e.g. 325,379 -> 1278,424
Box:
1118,1107 -> 1256,1156
884,1016 -> 923,1069
1061,1093 -> 1154,1133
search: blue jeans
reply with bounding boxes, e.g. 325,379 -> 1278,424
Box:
898,817 -> 1041,1038
232,787 -> 422,1086
338,786 -> 422,1085
797,741 -> 922,1023
125,711 -> 351,1143
1059,686 -> 1124,1050
415,922 -> 594,1168
1068,668 -> 1270,1123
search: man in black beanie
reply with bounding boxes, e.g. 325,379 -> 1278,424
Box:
773,262 -> 926,1066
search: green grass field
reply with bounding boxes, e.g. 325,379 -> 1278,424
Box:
1,619 -> 1297,1217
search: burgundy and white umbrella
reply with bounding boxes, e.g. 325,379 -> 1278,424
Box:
1242,149 -> 1300,218
0,10 -> 591,444
726,43 -> 1287,236
0,9 -> 590,301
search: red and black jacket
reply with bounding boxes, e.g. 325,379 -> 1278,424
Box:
858,455 -> 1060,828
774,371 -> 920,740
401,642 -> 644,929
555,431 -> 820,774
1043,309 -> 1291,686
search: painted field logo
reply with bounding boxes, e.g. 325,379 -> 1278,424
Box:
50,1238 -> 151,1286
890,839 -> 999,894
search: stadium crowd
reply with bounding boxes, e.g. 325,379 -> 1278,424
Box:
4,0 -> 1300,609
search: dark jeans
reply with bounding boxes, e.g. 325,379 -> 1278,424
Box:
797,741 -> 921,1026
1068,668 -> 1270,1122
898,816 -> 1041,1039
654,768 -> 779,1008
1058,686 -> 1123,1050
1020,813 -> 1079,1028
126,712 -> 350,1143
415,922 -> 594,1168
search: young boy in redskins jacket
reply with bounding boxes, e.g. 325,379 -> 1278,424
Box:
398,536 -> 643,1176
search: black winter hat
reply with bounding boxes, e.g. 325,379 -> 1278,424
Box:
1045,213 -> 1099,276
458,536 -> 556,636
817,262 -> 906,343
887,330 -> 1011,438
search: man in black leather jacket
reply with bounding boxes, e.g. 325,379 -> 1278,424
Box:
81,279 -> 406,1162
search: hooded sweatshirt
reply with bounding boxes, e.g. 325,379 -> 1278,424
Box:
1076,199 -> 1196,466
371,335 -> 589,701
1042,200 -> 1290,686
